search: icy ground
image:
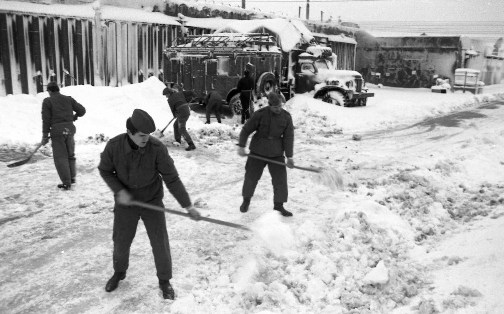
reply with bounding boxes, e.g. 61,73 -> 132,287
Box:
0,78 -> 503,313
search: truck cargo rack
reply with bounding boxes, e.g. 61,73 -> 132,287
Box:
170,33 -> 278,52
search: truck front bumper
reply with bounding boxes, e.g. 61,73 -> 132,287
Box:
353,92 -> 374,99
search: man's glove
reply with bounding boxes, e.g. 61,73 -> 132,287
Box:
185,205 -> 201,220
41,134 -> 49,145
73,114 -> 78,121
286,157 -> 294,169
115,189 -> 132,206
237,146 -> 247,157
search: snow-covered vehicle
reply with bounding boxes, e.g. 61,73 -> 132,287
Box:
452,68 -> 485,94
163,33 -> 282,116
431,77 -> 451,93
285,46 -> 374,106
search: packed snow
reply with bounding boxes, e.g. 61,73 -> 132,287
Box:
1,77 -> 503,313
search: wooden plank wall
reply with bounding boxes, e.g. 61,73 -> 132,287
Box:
0,12 -> 177,96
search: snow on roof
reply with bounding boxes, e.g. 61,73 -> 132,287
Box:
166,0 -> 258,16
312,32 -> 357,45
183,16 -> 235,30
195,18 -> 314,52
0,1 -> 180,25
306,45 -> 332,57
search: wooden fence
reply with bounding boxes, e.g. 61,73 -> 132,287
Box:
0,9 -> 178,96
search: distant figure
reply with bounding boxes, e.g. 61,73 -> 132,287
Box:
41,81 -> 86,190
163,85 -> 196,151
204,90 -> 223,124
236,70 -> 255,124
237,93 -> 295,217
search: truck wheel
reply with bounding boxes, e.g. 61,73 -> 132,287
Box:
257,72 -> 277,96
318,90 -> 346,106
229,94 -> 242,116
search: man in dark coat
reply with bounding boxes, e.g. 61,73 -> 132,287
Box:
237,92 -> 295,217
98,109 -> 201,300
162,85 -> 196,151
41,81 -> 86,190
236,70 -> 255,124
204,90 -> 223,124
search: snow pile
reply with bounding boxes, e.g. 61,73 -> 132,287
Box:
1,77 -> 504,313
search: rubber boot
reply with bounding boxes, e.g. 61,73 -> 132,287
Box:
185,143 -> 196,151
240,197 -> 251,213
274,202 -> 293,217
105,271 -> 126,292
159,280 -> 175,300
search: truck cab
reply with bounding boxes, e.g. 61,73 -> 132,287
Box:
283,45 -> 374,106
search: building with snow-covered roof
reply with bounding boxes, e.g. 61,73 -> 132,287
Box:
356,34 -> 504,88
0,0 -> 181,96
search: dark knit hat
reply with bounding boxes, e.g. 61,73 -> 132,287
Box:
47,81 -> 60,92
163,87 -> 175,95
131,109 -> 156,134
267,92 -> 282,107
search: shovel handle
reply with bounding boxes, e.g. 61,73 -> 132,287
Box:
161,117 -> 177,134
247,154 -> 321,173
130,201 -> 250,231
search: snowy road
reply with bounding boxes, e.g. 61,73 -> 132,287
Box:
1,84 -> 503,313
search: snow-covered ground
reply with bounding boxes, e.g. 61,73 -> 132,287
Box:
0,78 -> 503,313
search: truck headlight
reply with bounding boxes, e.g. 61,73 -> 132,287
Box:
347,90 -> 354,100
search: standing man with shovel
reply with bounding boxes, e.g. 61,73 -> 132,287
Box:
162,85 -> 197,151
237,92 -> 295,217
41,81 -> 86,190
98,109 -> 201,300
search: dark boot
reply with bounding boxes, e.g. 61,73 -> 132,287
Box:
57,183 -> 71,190
159,280 -> 175,300
274,202 -> 293,217
105,271 -> 126,292
240,197 -> 251,213
185,143 -> 196,151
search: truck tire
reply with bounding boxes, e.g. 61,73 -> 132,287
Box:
318,90 -> 346,106
229,94 -> 242,116
256,72 -> 277,96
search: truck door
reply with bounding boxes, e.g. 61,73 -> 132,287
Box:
168,58 -> 181,86
295,62 -> 316,94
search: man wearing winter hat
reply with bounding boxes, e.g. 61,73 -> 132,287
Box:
98,109 -> 201,300
41,81 -> 86,190
162,85 -> 196,151
237,92 -> 295,217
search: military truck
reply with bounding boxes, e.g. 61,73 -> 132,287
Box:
163,34 -> 373,116
163,33 -> 282,116
281,45 -> 374,106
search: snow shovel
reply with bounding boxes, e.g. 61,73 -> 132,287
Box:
130,201 -> 250,231
246,154 -> 344,190
247,154 -> 321,173
7,142 -> 44,168
160,117 -> 177,134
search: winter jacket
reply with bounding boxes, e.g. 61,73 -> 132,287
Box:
41,93 -> 86,136
168,91 -> 191,117
98,134 -> 191,207
237,75 -> 255,100
239,106 -> 294,158
205,91 -> 224,109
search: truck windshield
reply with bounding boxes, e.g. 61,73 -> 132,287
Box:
315,60 -> 330,70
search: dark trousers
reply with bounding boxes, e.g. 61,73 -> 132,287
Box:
205,104 -> 222,123
242,155 -> 288,203
173,113 -> 193,144
50,132 -> 76,185
240,94 -> 251,124
112,201 -> 172,281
